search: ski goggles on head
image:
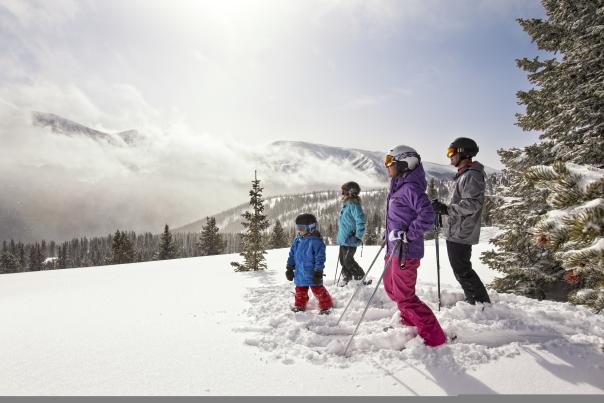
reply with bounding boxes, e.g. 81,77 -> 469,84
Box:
446,146 -> 459,158
384,154 -> 395,167
295,223 -> 316,232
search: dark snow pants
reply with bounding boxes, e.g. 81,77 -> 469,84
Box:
446,240 -> 491,304
339,246 -> 365,281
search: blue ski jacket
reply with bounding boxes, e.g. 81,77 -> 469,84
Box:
287,232 -> 326,286
336,199 -> 366,247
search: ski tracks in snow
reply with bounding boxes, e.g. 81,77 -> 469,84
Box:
235,279 -> 604,374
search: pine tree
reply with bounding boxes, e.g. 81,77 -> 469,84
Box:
269,219 -> 289,249
158,224 -> 178,260
526,162 -> 604,311
111,230 -> 135,264
0,251 -> 20,274
364,218 -> 378,245
57,243 -> 68,269
197,217 -> 225,256
231,171 -> 270,271
17,243 -> 25,270
482,0 -> 604,304
27,243 -> 45,271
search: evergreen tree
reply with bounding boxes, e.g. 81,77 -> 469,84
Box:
231,171 -> 270,271
269,219 -> 289,249
482,196 -> 495,226
17,243 -> 25,270
197,217 -> 225,256
0,251 -> 20,274
29,243 -> 45,271
57,243 -> 68,269
364,218 -> 378,245
111,230 -> 135,264
482,0 -> 604,303
158,224 -> 178,260
526,162 -> 604,311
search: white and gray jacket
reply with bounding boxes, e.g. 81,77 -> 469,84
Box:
444,161 -> 486,245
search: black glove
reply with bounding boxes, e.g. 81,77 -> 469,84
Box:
431,199 -> 449,215
286,265 -> 295,281
313,270 -> 324,284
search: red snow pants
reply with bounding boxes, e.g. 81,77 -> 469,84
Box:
383,256 -> 446,347
294,286 -> 333,310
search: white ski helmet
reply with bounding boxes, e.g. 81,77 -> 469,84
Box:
385,145 -> 421,174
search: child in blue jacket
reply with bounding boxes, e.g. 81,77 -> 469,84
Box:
286,213 -> 333,314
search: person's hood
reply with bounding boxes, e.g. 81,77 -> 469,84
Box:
390,163 -> 428,193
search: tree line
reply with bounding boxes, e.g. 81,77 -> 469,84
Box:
0,174 -> 504,275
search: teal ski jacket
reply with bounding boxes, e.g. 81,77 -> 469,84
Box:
336,199 -> 366,247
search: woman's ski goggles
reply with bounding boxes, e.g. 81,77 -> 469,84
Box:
295,223 -> 316,232
384,154 -> 395,167
446,146 -> 459,158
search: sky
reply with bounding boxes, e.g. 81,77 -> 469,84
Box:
0,0 -> 549,241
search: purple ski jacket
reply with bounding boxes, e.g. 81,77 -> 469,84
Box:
385,164 -> 435,259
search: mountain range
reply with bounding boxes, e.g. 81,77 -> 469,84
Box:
32,111 -> 147,147
7,111 -> 499,241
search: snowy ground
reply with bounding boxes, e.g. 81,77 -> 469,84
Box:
1,228 -> 603,395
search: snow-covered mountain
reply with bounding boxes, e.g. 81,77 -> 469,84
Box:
175,189 -> 366,234
2,233 -> 603,395
30,113 -> 496,184
259,140 -> 470,183
32,111 -> 146,147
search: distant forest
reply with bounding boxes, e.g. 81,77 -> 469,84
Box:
0,175 -> 505,274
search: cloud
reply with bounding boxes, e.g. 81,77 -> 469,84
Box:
0,0 -> 544,241
0,81 -> 386,242
342,86 -> 414,111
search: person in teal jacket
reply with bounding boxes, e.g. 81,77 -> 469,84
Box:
336,181 -> 367,285
286,213 -> 333,314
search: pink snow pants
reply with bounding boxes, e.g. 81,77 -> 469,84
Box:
383,255 -> 446,347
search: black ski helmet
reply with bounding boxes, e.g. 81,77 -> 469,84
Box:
341,181 -> 361,196
449,137 -> 479,159
295,213 -> 317,226
295,213 -> 318,232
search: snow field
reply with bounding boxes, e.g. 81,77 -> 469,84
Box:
1,230 -> 603,395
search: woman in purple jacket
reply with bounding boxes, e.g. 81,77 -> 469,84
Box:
384,145 -> 446,347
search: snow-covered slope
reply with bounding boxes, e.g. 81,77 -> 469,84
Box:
175,189 -> 361,233
262,140 -> 475,182
1,228 -> 603,395
32,111 -> 146,147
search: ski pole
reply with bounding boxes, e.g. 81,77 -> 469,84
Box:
434,214 -> 442,311
337,240 -> 386,325
361,240 -> 385,279
333,252 -> 340,283
343,239 -> 401,356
